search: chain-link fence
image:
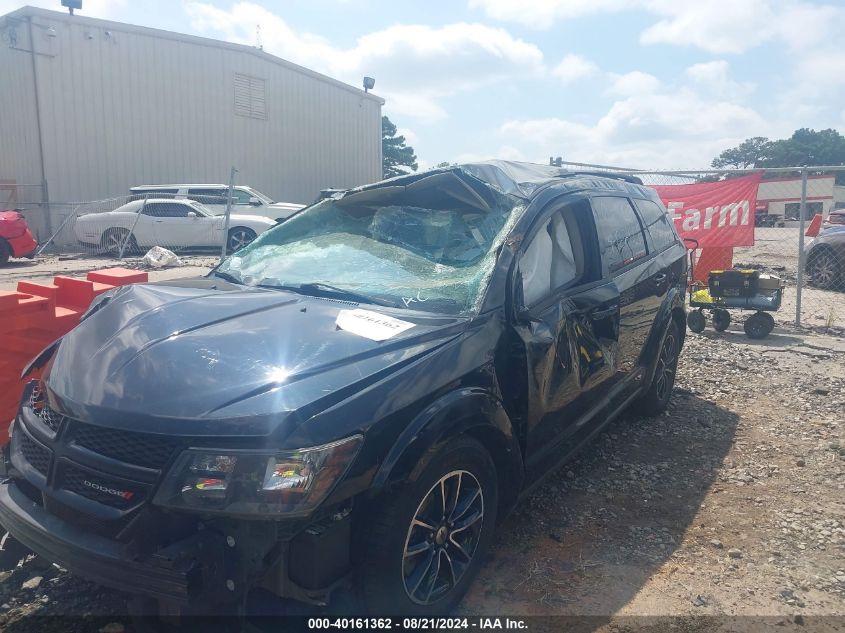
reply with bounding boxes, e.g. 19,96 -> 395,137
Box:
563,162 -> 845,330
38,190 -> 274,262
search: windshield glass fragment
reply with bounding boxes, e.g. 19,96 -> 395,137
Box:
215,170 -> 523,314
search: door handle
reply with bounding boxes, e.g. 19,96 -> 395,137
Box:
591,305 -> 618,320
654,273 -> 668,284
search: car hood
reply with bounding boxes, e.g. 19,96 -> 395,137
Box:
45,280 -> 465,437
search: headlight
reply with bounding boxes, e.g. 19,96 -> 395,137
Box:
152,435 -> 362,517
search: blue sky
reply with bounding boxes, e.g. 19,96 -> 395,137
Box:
5,0 -> 844,169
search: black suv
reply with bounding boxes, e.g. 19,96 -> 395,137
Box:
0,161 -> 687,616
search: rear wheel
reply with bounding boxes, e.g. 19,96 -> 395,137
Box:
227,227 -> 256,253
808,248 -> 841,290
687,309 -> 706,333
744,312 -> 774,339
358,436 -> 497,615
634,320 -> 680,416
712,308 -> 731,332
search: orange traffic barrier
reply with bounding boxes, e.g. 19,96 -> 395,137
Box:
692,247 -> 734,284
0,267 -> 148,442
805,213 -> 822,237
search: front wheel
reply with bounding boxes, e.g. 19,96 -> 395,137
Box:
808,249 -> 841,290
358,436 -> 498,615
227,227 -> 256,253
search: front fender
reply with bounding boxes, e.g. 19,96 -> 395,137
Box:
370,387 -> 524,518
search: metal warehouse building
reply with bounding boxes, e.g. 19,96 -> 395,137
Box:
0,6 -> 384,239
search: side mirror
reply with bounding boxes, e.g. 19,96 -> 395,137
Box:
249,197 -> 262,206
187,211 -> 197,218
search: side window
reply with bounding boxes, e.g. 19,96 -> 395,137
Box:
520,205 -> 586,306
188,188 -> 228,206
232,189 -> 253,205
591,196 -> 647,275
633,198 -> 678,252
144,202 -> 190,218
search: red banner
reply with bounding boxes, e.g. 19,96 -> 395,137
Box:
653,173 -> 761,247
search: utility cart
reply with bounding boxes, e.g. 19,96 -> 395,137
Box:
686,268 -> 785,339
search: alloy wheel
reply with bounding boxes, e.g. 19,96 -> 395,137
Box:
228,229 -> 254,251
654,331 -> 677,401
402,470 -> 484,606
812,253 -> 837,288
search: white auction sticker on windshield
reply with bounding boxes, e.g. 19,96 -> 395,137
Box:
336,309 -> 415,342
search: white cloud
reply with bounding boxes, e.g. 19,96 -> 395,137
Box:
467,0 -> 634,30
397,127 -> 419,147
606,71 -> 661,96
498,88 -> 766,168
684,61 -> 754,98
470,0 -> 845,55
184,2 -> 545,123
551,54 -> 598,83
452,145 -> 527,164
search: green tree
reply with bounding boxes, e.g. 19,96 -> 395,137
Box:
763,128 -> 845,167
711,136 -> 772,168
382,116 -> 418,178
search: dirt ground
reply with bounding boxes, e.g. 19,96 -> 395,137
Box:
0,316 -> 843,630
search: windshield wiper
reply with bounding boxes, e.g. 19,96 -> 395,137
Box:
297,283 -> 395,307
211,270 -> 242,285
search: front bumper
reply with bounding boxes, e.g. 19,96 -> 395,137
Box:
0,481 -> 196,603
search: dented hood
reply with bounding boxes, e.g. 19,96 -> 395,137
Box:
44,281 -> 464,437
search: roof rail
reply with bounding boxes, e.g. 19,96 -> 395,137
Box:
560,170 -> 644,185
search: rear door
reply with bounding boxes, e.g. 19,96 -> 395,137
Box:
589,196 -> 660,379
187,188 -> 228,215
515,199 -> 623,482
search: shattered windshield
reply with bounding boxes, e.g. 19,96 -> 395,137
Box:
215,172 -> 522,315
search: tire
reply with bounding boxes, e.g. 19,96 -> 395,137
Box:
100,228 -> 137,255
358,436 -> 498,615
686,310 -> 706,333
808,248 -> 841,290
634,320 -> 680,416
744,312 -> 774,339
712,308 -> 731,332
0,238 -> 10,266
227,227 -> 257,253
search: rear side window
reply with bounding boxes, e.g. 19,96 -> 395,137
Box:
633,198 -> 678,252
188,188 -> 228,205
590,196 -> 647,275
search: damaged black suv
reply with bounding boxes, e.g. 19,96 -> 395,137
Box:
0,161 -> 687,616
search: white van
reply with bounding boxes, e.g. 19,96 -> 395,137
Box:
129,184 -> 304,222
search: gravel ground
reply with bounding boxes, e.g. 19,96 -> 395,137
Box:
0,323 -> 843,631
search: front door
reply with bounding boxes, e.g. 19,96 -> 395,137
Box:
514,199 -> 622,483
148,202 -> 216,248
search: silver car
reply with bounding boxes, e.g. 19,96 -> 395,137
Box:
805,225 -> 845,290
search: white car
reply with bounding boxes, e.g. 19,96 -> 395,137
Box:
74,198 -> 277,253
129,184 -> 304,222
